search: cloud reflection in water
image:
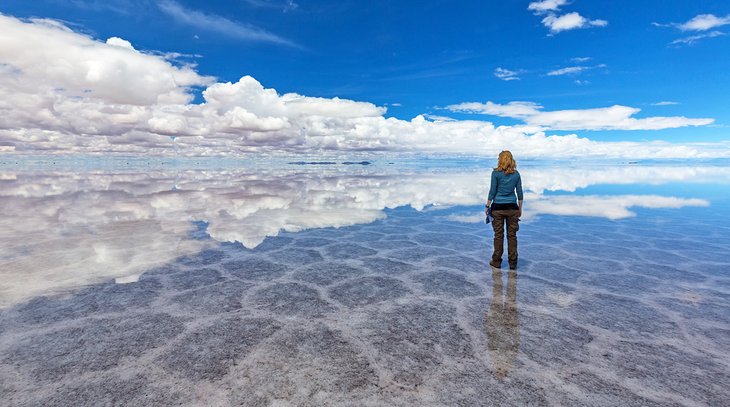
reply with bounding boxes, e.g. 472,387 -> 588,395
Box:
0,164 -> 724,307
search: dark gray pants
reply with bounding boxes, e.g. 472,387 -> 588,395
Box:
491,209 -> 519,266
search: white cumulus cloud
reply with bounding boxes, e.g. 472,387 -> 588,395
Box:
678,14 -> 730,31
446,102 -> 714,131
542,12 -> 608,33
527,0 -> 569,14
656,13 -> 730,45
0,14 -> 725,159
0,14 -> 213,106
528,1 -> 607,34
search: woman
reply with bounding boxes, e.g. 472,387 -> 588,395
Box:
486,150 -> 523,270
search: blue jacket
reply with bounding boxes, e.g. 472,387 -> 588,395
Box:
488,170 -> 523,204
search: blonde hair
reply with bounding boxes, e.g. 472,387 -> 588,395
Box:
495,150 -> 517,175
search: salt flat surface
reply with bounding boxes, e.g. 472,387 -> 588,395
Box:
0,162 -> 729,406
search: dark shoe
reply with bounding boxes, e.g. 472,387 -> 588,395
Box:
509,263 -> 517,270
489,260 -> 501,269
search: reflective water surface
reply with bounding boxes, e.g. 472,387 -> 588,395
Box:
1,160 -> 729,406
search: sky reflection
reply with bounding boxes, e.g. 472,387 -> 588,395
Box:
0,162 -> 726,307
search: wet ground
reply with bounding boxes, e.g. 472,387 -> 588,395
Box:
1,162 -> 729,406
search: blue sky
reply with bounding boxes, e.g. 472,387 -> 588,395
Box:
0,0 -> 729,156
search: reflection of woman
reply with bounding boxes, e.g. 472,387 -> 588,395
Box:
486,150 -> 523,270
485,269 -> 520,379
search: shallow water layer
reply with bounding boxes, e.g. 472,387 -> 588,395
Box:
1,161 -> 729,406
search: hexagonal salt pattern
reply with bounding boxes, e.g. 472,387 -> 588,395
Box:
1,204 -> 729,406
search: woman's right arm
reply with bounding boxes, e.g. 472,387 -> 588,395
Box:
487,171 -> 498,208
